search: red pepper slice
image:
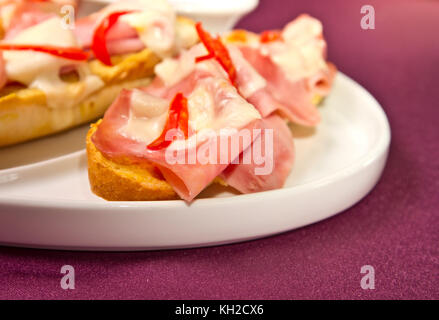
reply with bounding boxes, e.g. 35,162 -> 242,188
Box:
195,22 -> 238,88
147,93 -> 189,151
0,44 -> 90,61
177,94 -> 189,140
91,10 -> 135,66
260,30 -> 283,43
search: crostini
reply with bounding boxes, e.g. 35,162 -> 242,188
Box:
87,17 -> 336,202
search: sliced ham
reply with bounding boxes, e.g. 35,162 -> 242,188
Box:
156,118 -> 262,201
105,37 -> 146,56
308,62 -> 337,97
74,15 -> 142,52
92,70 -> 263,201
91,17 -> 341,200
238,45 -> 322,126
74,0 -> 181,58
92,43 -> 298,200
228,14 -> 336,126
221,114 -> 294,193
154,27 -> 334,127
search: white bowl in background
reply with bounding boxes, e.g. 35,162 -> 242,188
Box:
78,0 -> 260,33
168,0 -> 259,33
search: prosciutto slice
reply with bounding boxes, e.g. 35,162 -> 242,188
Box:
221,114 -> 294,193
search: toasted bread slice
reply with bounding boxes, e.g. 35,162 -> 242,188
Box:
87,122 -> 178,201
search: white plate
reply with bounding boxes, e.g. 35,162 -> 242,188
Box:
0,73 -> 390,251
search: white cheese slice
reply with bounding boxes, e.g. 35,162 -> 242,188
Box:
99,0 -> 177,58
121,89 -> 169,145
3,17 -> 104,108
267,15 -> 328,82
121,76 -> 261,147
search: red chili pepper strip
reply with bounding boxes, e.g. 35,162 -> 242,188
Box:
194,52 -> 214,63
177,94 -> 189,140
0,44 -> 90,61
147,93 -> 189,151
91,10 -> 135,66
260,30 -> 283,43
195,22 -> 238,88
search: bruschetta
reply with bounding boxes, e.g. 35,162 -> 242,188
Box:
87,17 -> 336,202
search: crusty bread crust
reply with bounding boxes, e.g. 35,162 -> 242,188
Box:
86,122 -> 178,201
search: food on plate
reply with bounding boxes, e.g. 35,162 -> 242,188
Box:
87,15 -> 336,202
0,0 -> 197,147
0,0 -> 77,40
224,14 -> 336,126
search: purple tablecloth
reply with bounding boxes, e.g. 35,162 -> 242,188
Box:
0,0 -> 437,300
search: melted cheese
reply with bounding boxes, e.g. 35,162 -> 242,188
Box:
0,3 -> 15,30
100,0 -> 175,58
121,89 -> 168,144
265,15 -> 328,82
154,44 -> 205,87
101,0 -> 197,58
175,16 -> 199,52
170,77 -> 261,151
121,77 -> 261,147
2,17 -> 104,108
121,1 -> 175,57
189,77 -> 261,132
